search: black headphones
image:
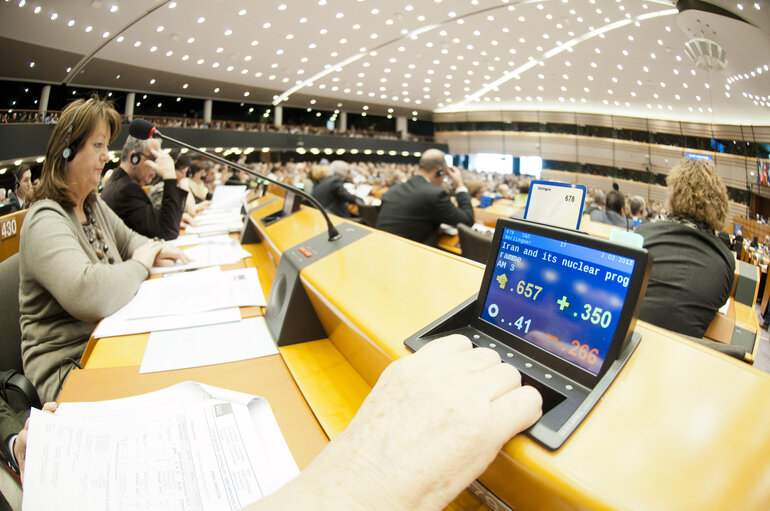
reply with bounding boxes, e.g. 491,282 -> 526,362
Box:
61,100 -> 88,162
436,167 -> 445,178
130,152 -> 142,165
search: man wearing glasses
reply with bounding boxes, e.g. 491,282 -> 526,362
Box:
102,136 -> 186,240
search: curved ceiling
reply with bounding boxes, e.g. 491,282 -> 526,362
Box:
1,0 -> 769,125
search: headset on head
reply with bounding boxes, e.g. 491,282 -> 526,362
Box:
130,152 -> 142,165
61,100 -> 89,163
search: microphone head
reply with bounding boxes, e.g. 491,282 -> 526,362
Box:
128,118 -> 156,140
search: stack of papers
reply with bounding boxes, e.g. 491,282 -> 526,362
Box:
93,267 -> 266,338
185,185 -> 248,235
151,237 -> 252,274
23,382 -> 299,510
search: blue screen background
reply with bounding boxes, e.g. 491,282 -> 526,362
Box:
480,228 -> 635,375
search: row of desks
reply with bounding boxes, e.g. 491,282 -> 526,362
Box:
49,193 -> 770,509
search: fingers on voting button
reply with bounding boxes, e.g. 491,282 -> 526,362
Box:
420,334 -> 472,355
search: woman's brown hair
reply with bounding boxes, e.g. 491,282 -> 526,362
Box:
32,96 -> 122,209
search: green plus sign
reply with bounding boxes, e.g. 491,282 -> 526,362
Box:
556,296 -> 570,311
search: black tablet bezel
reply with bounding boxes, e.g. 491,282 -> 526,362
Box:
470,218 -> 650,388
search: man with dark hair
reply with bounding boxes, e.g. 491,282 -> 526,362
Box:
101,136 -> 186,240
593,190 -> 632,229
376,149 -> 474,246
7,165 -> 32,213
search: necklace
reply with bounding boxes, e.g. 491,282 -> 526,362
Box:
81,206 -> 115,264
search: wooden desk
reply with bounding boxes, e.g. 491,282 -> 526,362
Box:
0,209 -> 27,262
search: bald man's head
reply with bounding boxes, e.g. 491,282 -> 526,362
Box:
419,149 -> 447,174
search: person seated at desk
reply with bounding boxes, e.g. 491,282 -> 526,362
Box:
591,190 -> 632,229
585,188 -> 605,217
635,159 -> 735,338
732,228 -> 744,260
376,149 -> 474,247
312,160 -> 362,218
101,133 -> 187,240
148,149 -> 200,228
466,180 -> 486,207
186,160 -> 212,203
7,164 -> 32,213
19,97 -> 188,403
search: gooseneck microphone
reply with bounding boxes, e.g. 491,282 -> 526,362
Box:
128,118 -> 341,241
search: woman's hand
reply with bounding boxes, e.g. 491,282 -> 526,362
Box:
153,243 -> 192,267
130,240 -> 163,271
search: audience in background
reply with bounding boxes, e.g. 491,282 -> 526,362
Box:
635,159 -> 734,338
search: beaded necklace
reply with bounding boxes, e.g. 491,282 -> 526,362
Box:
81,205 -> 115,264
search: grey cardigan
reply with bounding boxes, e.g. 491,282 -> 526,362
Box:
19,198 -> 149,402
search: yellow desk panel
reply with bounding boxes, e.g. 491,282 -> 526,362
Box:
301,231 -> 483,386
280,339 -> 371,438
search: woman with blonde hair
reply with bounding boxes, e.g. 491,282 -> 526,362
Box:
635,159 -> 734,337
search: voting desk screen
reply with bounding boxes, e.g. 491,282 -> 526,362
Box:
480,227 -> 636,376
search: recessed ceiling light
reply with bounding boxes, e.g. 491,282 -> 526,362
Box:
238,9 -> 247,15
187,37 -> 194,43
85,25 -> 93,32
197,17 -> 205,23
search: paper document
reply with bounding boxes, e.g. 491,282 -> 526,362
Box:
209,185 -> 247,211
140,317 -> 278,373
151,238 -> 252,274
108,267 -> 266,320
23,382 -> 299,511
93,307 -> 241,339
184,218 -> 244,235
168,233 -> 233,247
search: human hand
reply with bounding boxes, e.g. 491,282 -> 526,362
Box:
194,201 -> 211,214
445,166 -> 464,188
17,402 -> 57,485
153,243 -> 191,267
130,240 -> 163,271
147,147 -> 176,180
267,334 -> 541,511
180,212 -> 197,228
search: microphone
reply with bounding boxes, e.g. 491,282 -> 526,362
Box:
128,118 -> 341,241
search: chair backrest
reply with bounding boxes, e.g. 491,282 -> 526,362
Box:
0,254 -> 22,373
358,204 -> 380,228
457,224 -> 493,264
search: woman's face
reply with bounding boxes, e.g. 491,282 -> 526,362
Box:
66,119 -> 110,203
